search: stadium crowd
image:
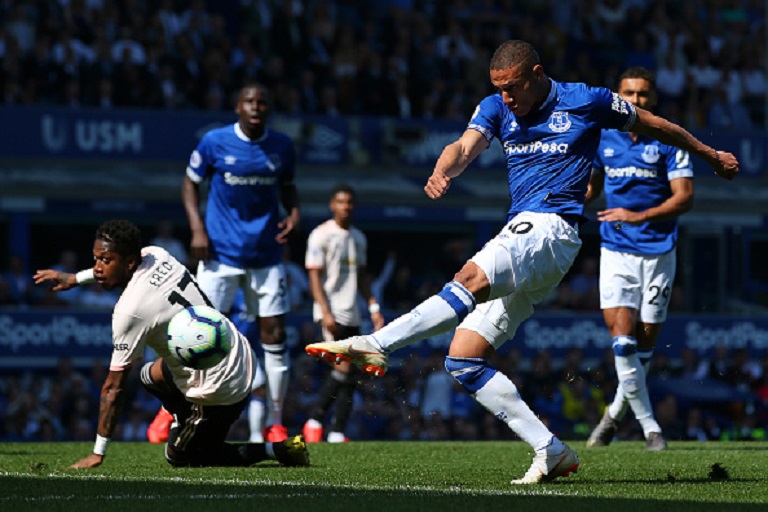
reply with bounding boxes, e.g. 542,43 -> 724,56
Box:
1,341 -> 766,443
0,0 -> 765,128
0,0 -> 766,443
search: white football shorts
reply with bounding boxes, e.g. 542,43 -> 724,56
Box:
196,260 -> 290,318
460,212 -> 582,350
599,246 -> 676,323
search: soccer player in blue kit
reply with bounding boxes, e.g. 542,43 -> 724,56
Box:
307,40 -> 739,484
177,82 -> 301,443
585,67 -> 693,451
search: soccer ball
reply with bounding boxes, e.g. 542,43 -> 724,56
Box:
167,305 -> 231,370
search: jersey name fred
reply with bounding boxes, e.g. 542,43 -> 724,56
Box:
149,260 -> 175,287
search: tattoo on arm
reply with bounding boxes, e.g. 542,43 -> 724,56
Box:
97,373 -> 127,437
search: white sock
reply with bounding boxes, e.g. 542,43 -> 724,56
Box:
608,347 -> 655,422
373,282 -> 476,352
262,343 -> 290,426
607,385 -> 630,422
474,372 -> 554,451
248,396 -> 265,442
613,338 -> 660,436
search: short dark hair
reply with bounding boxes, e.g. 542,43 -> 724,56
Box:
490,40 -> 540,72
618,67 -> 656,92
239,82 -> 271,101
95,220 -> 142,259
331,183 -> 356,199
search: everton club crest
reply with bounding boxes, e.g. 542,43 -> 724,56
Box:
548,111 -> 571,133
641,144 -> 660,164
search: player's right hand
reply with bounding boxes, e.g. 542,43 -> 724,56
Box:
32,269 -> 77,291
69,453 -> 104,469
425,172 -> 451,199
190,230 -> 210,262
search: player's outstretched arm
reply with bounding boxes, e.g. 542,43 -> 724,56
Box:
70,368 -> 131,469
632,108 -> 739,181
33,269 -> 78,291
425,130 -> 489,199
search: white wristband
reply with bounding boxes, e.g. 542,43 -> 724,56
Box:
368,303 -> 381,314
93,434 -> 110,456
75,268 -> 95,285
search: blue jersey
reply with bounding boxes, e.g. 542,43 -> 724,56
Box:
594,130 -> 693,255
468,79 -> 636,221
186,123 -> 296,268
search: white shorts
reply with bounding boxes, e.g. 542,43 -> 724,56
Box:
599,247 -> 676,323
460,212 -> 582,349
196,260 -> 289,318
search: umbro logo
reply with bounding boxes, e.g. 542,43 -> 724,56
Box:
224,155 -> 237,165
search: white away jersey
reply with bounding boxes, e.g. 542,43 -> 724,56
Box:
305,219 -> 367,327
110,246 -> 255,405
594,130 -> 693,254
468,79 -> 636,221
186,123 -> 296,269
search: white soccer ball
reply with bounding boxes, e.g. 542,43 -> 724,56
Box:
166,305 -> 231,370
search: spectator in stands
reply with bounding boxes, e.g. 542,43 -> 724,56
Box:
2,255 -> 34,305
707,86 -> 753,131
0,0 -> 763,125
49,250 -> 83,305
150,219 -> 188,267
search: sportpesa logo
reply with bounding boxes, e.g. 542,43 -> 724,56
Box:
223,173 -> 277,185
503,140 -> 569,155
605,166 -> 658,178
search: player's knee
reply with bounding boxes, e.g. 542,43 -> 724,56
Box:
165,445 -> 190,467
260,324 -> 286,344
445,356 -> 496,393
452,262 -> 490,301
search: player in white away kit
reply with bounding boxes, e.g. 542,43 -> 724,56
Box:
33,220 -> 308,468
302,184 -> 384,443
178,82 -> 301,444
585,67 -> 694,451
306,40 -> 739,484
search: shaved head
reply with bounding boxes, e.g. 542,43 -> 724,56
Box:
490,40 -> 540,74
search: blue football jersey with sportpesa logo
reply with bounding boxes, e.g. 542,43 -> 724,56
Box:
593,130 -> 693,255
468,79 -> 636,221
186,123 -> 296,268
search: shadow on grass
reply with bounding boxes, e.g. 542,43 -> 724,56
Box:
1,475 -> 764,512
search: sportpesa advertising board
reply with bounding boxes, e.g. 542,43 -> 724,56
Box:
1,309 -> 765,367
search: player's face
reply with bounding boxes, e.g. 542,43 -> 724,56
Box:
330,191 -> 355,227
91,239 -> 137,290
490,63 -> 546,117
618,77 -> 656,110
236,86 -> 271,135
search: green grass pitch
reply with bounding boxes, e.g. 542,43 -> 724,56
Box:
1,441 -> 766,511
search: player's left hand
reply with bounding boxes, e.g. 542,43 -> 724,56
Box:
597,208 -> 645,225
712,151 -> 739,181
32,269 -> 77,291
69,453 -> 104,469
276,212 -> 300,243
371,311 -> 385,331
425,172 -> 451,199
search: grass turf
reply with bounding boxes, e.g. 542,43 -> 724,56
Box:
1,441 -> 766,511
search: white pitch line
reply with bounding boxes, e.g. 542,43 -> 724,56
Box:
0,471 -> 578,498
